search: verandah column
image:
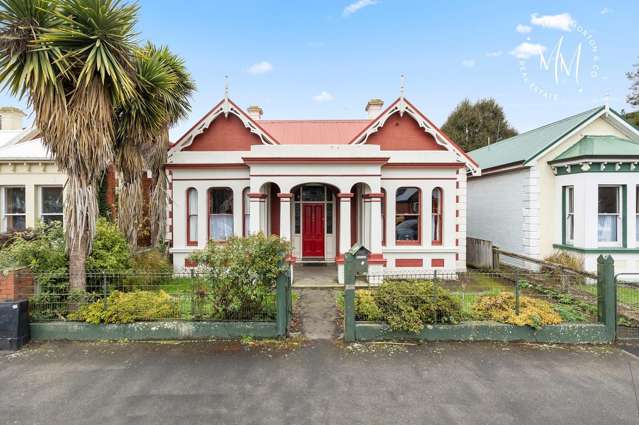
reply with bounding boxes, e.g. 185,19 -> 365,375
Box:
337,192 -> 353,284
248,192 -> 267,234
277,193 -> 293,241
366,192 -> 385,284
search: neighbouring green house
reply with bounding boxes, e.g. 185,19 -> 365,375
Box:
466,105 -> 639,275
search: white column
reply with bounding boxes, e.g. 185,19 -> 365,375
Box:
198,188 -> 208,246
25,184 -> 36,228
337,193 -> 352,284
367,192 -> 385,283
278,193 -> 293,241
249,193 -> 265,234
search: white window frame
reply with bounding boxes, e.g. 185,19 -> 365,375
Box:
565,186 -> 574,245
597,185 -> 622,247
636,186 -> 639,244
1,186 -> 26,233
39,185 -> 64,225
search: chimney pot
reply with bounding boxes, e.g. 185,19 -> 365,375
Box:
247,105 -> 263,120
365,99 -> 384,119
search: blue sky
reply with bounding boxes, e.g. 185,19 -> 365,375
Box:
1,0 -> 638,141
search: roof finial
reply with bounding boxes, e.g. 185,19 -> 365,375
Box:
224,75 -> 229,99
399,74 -> 405,98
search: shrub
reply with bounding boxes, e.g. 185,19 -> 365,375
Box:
86,218 -> 132,273
544,251 -> 583,271
374,280 -> 462,333
187,233 -> 290,320
68,290 -> 177,324
126,249 -> 173,288
336,290 -> 383,321
472,292 -> 562,329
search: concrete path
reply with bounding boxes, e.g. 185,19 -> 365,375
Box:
297,288 -> 338,339
2,341 -> 639,424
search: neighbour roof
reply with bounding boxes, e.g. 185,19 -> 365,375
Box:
468,106 -> 604,170
258,120 -> 370,145
551,135 -> 639,163
0,136 -> 52,161
0,129 -> 26,149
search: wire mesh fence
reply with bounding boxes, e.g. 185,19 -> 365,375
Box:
22,270 -> 279,323
356,269 -> 599,325
615,274 -> 639,339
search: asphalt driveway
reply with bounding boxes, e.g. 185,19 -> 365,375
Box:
1,340 -> 638,425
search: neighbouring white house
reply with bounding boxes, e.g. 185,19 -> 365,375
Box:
167,94 -> 480,282
0,108 -> 65,233
467,105 -> 639,275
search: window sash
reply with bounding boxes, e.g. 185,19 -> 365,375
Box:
598,186 -> 621,244
395,187 -> 421,244
565,187 -> 574,243
431,188 -> 443,244
208,188 -> 233,240
186,189 -> 198,244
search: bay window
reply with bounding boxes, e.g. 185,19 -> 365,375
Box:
431,187 -> 443,245
186,188 -> 198,245
395,187 -> 420,244
598,186 -> 620,244
209,188 -> 233,240
40,186 -> 63,224
2,187 -> 26,232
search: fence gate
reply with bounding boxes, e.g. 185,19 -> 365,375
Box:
615,273 -> 639,340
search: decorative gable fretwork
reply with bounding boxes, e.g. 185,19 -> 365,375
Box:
350,97 -> 480,175
169,97 -> 277,158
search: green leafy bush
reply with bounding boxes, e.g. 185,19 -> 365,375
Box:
188,233 -> 290,320
472,292 -> 562,329
374,280 -> 462,333
336,290 -> 383,321
68,290 -> 177,324
86,218 -> 132,273
125,249 -> 173,288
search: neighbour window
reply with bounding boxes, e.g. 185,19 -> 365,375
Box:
598,186 -> 620,243
395,187 -> 420,244
186,188 -> 198,245
243,188 -> 250,237
381,188 -> 386,246
3,187 -> 26,232
40,186 -> 63,224
208,188 -> 233,241
565,186 -> 574,244
431,187 -> 443,245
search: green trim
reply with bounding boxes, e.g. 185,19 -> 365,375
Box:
561,186 -> 567,245
553,244 -> 639,254
555,162 -> 639,175
354,322 -> 612,343
30,321 -> 279,341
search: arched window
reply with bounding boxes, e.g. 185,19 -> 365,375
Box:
208,188 -> 233,240
432,187 -> 443,245
242,187 -> 250,237
395,187 -> 420,244
186,188 -> 198,245
381,188 -> 387,246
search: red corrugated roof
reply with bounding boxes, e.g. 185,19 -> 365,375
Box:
258,119 -> 371,145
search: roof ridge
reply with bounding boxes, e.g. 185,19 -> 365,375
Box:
259,119 -> 371,123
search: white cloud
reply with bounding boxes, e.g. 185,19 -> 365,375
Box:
530,13 -> 575,31
247,61 -> 273,75
461,59 -> 476,68
343,0 -> 377,17
509,42 -> 546,59
312,91 -> 335,102
486,51 -> 503,57
600,7 -> 611,15
516,24 -> 532,33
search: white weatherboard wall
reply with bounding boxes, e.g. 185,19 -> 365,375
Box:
467,168 -> 532,258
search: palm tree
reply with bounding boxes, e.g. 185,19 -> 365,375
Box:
0,0 -> 138,289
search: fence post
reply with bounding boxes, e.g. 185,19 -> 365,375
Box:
276,270 -> 289,338
492,246 -> 500,270
344,283 -> 356,342
102,272 -> 108,311
597,255 -> 616,341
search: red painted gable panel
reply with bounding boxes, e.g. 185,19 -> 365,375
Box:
366,114 -> 446,151
184,114 -> 261,151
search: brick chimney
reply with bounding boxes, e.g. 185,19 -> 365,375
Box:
365,99 -> 384,119
0,107 -> 25,130
247,105 -> 263,120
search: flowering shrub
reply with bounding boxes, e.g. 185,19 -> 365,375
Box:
472,292 -> 562,329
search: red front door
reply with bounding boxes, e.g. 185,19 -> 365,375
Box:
302,204 -> 325,258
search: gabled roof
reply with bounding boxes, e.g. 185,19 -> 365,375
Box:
0,137 -> 52,161
468,106 -> 605,171
258,120 -> 370,145
349,97 -> 480,174
550,135 -> 639,163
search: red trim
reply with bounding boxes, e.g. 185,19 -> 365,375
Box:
431,259 -> 445,267
186,188 -> 198,246
337,192 -> 354,199
383,162 -> 465,169
431,187 -> 443,246
247,192 -> 268,199
277,192 -> 294,199
165,163 -> 248,170
251,173 -> 382,177
395,187 -> 421,246
285,254 -> 297,264
368,253 -> 387,266
363,192 -> 385,199
396,258 -> 423,267
242,157 -> 389,165
335,254 -> 345,264
184,258 -> 198,268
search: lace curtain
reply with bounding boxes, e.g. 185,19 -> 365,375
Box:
598,215 -> 617,242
